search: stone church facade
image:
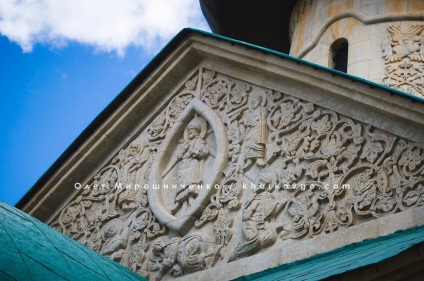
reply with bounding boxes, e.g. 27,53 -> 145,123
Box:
16,1 -> 424,280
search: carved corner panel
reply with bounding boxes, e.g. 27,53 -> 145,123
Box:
51,68 -> 424,280
382,24 -> 424,97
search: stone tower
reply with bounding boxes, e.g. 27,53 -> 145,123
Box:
289,0 -> 424,97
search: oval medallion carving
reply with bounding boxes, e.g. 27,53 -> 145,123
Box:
148,97 -> 228,235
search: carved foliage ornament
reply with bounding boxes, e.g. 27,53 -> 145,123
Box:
382,24 -> 424,97
51,69 -> 424,280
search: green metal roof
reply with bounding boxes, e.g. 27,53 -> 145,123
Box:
0,201 -> 146,281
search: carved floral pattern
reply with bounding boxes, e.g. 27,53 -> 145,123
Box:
195,177 -> 241,228
382,24 -> 424,97
201,70 -> 251,178
51,68 -> 424,280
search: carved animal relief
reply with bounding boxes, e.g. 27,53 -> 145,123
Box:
51,69 -> 424,280
382,24 -> 424,97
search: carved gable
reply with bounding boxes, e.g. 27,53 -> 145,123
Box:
20,32 -> 424,281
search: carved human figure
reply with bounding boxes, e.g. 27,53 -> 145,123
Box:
177,234 -> 216,270
100,219 -> 130,266
242,93 -> 268,170
150,238 -> 182,281
118,141 -> 146,211
150,234 -> 215,280
230,170 -> 286,261
170,118 -> 209,214
84,223 -> 102,251
271,102 -> 301,128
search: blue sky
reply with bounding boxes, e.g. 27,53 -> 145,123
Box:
0,1 -> 209,205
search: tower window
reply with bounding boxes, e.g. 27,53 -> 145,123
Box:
330,38 -> 348,73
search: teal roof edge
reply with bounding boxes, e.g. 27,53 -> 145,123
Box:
16,28 -> 424,210
232,224 -> 424,281
0,201 -> 147,281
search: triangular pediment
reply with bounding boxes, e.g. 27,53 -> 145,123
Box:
18,30 -> 424,280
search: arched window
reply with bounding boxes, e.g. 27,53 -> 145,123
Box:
330,38 -> 348,73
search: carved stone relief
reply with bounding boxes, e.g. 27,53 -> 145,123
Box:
51,68 -> 424,280
148,97 -> 228,235
382,24 -> 424,97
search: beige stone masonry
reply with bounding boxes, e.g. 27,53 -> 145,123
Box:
290,0 -> 424,98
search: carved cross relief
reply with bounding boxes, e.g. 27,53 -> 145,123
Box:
51,68 -> 424,280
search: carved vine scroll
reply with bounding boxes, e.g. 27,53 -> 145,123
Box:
51,68 -> 424,280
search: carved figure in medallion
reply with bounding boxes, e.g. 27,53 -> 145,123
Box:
169,117 -> 209,214
241,92 -> 268,170
149,97 -> 227,234
230,170 -> 286,261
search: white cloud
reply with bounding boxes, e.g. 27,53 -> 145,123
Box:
0,0 -> 209,55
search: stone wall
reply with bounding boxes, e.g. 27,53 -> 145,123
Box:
289,0 -> 424,98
